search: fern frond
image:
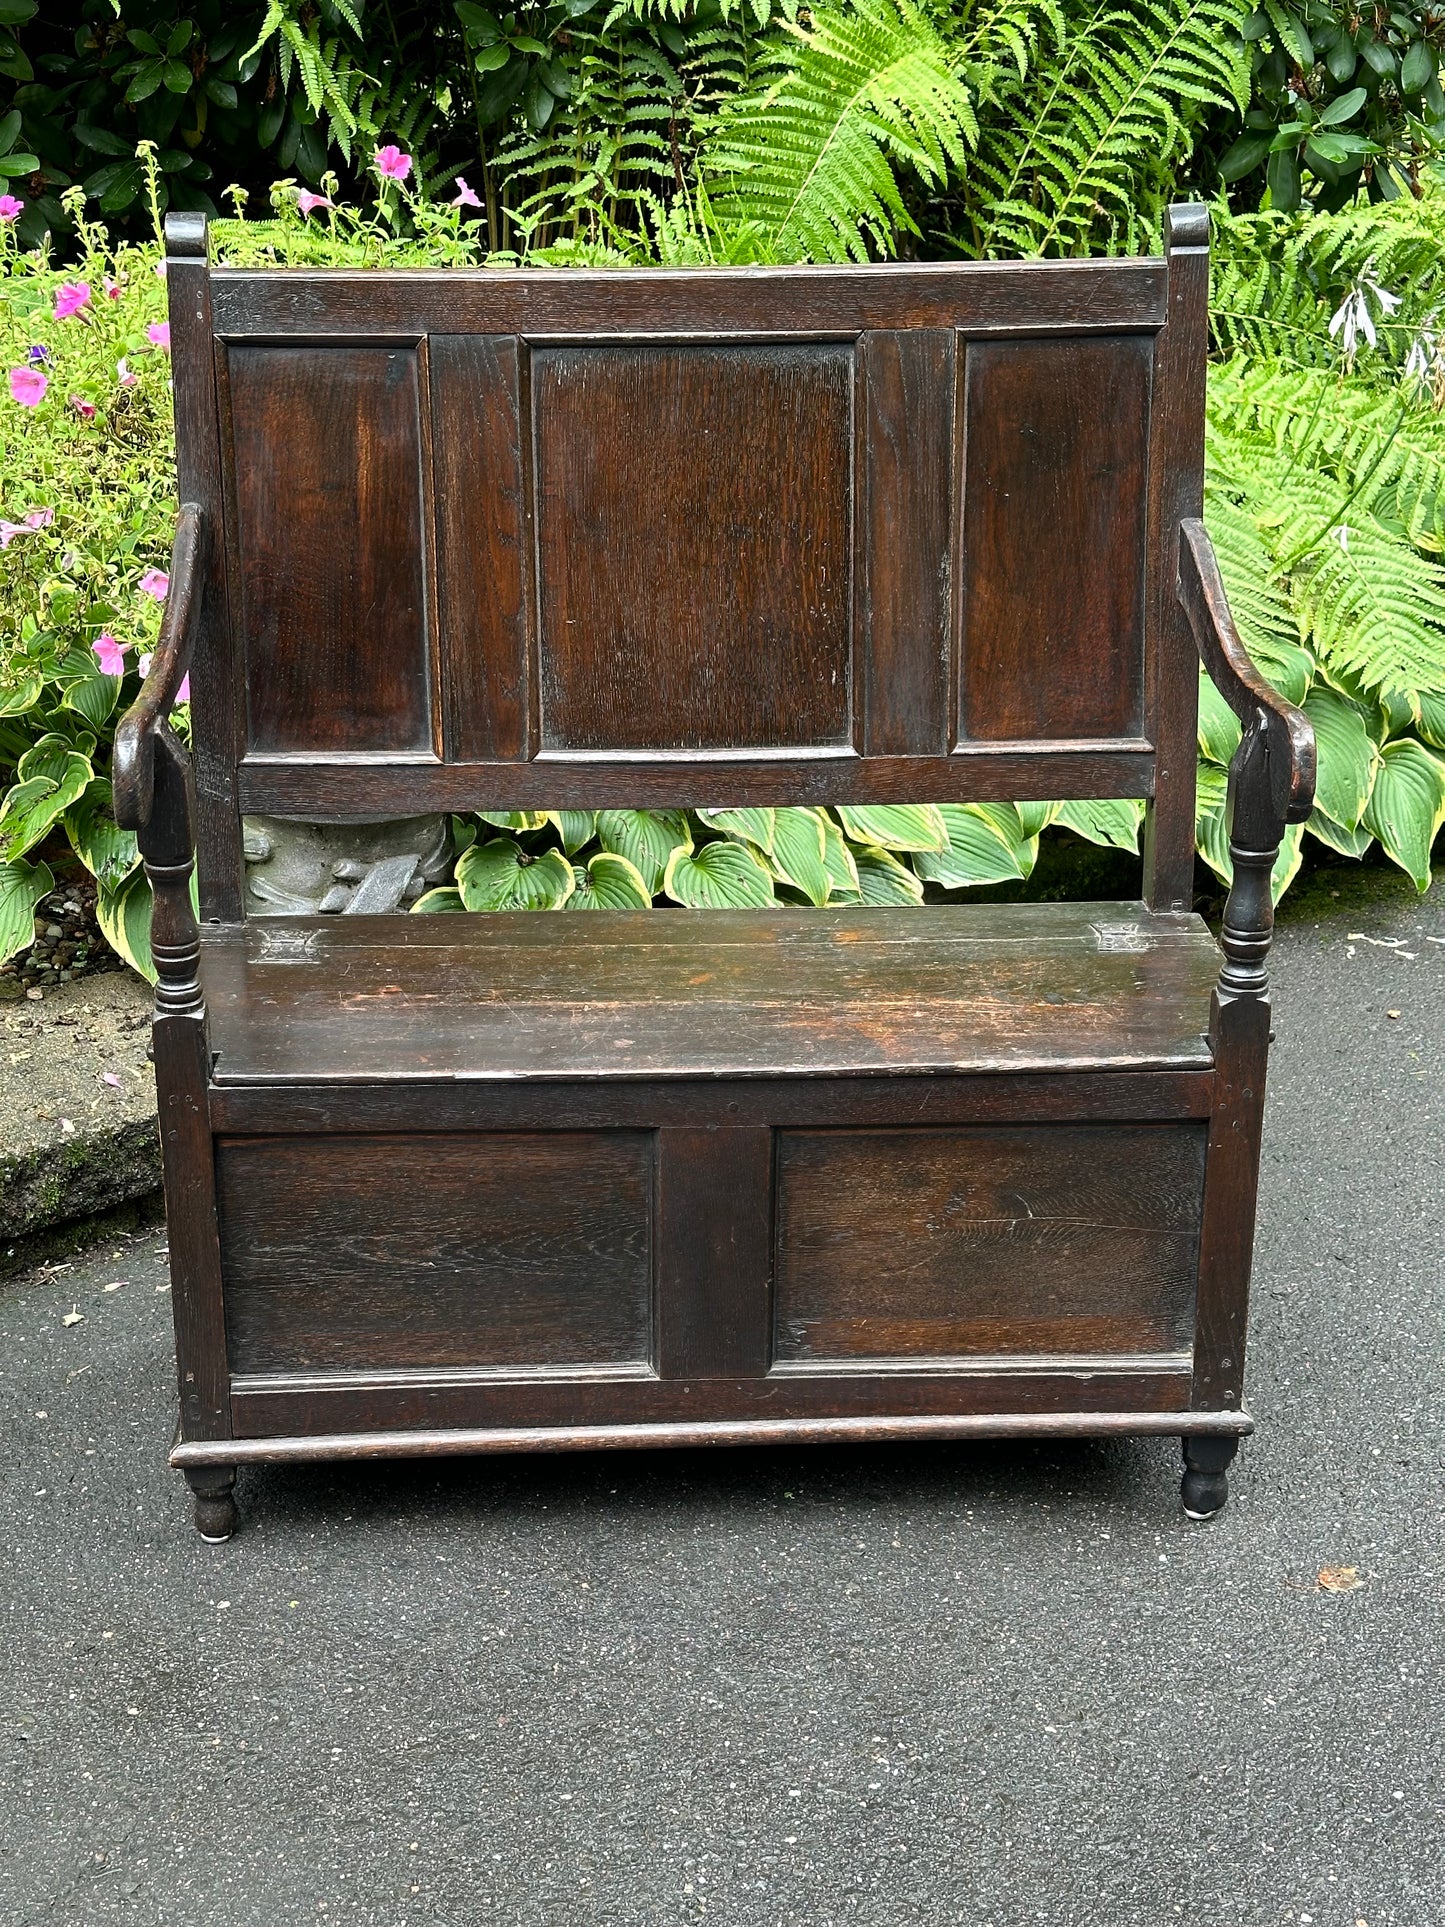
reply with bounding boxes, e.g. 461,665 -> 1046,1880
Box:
703,0 -> 980,263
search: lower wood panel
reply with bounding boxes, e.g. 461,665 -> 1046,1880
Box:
215,1131 -> 653,1373
774,1124 -> 1207,1363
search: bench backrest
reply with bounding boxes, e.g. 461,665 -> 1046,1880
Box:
166,206 -> 1209,923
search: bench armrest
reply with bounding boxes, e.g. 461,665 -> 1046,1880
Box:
1177,519 -> 1317,1002
1178,519 -> 1316,836
113,503 -> 206,834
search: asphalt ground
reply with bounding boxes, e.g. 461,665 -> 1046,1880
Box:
2,862 -> 1442,1927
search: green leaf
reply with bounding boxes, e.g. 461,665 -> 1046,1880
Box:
821,817 -> 859,897
475,809 -> 548,832
1249,636 -> 1314,708
410,886 -> 467,913
1198,674 -> 1242,765
1016,802 -> 1062,837
0,676 -> 42,717
663,840 -> 774,908
1399,38 -> 1435,95
0,752 -> 93,861
851,845 -> 923,905
568,853 -> 653,908
548,809 -> 598,856
1266,145 -> 1300,212
765,807 -> 830,905
97,866 -> 156,981
913,804 -> 1031,887
0,4 -> 38,29
596,810 -> 692,894
456,841 -> 575,909
1317,86 -> 1367,126
1053,798 -> 1144,853
1362,739 -> 1445,890
0,856 -> 52,968
1306,809 -> 1373,858
833,803 -> 946,853
698,806 -> 775,852
473,42 -> 513,71
1303,686 -> 1374,829
1413,690 -> 1445,751
60,666 -> 120,731
64,782 -> 140,891
1219,131 -> 1272,181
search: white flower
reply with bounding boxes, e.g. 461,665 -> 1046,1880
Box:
1329,288 -> 1373,356
1333,524 -> 1350,552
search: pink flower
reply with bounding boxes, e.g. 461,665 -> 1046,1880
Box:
8,367 -> 46,406
137,651 -> 152,679
70,394 -> 97,420
92,632 -> 128,677
0,520 -> 27,549
138,568 -> 169,601
117,358 -> 137,387
24,508 -> 52,529
146,321 -> 170,351
154,259 -> 166,279
0,194 -> 23,223
452,176 -> 482,209
134,651 -> 185,702
297,190 -> 333,214
374,144 -> 412,182
54,282 -> 93,321
103,276 -> 122,300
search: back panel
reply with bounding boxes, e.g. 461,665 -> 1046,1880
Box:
169,213 -> 1208,917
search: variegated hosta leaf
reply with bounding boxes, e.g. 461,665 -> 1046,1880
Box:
766,807 -> 830,905
1303,686 -> 1375,831
1306,810 -> 1374,859
913,803 -> 1032,888
0,675 -> 43,718
60,663 -> 121,732
834,802 -> 946,852
568,852 -> 652,909
475,809 -> 550,833
549,809 -> 599,856
456,840 -> 576,910
852,844 -> 923,904
698,806 -> 775,853
64,781 -> 141,892
0,750 -> 94,863
1053,798 -> 1144,853
410,886 -> 467,912
663,839 -> 775,908
821,817 -> 859,898
1196,789 -> 1306,903
1414,689 -> 1445,751
97,865 -> 156,982
0,856 -> 53,968
1016,801 -> 1062,836
1362,739 -> 1445,891
1197,670 -> 1242,767
597,809 -> 692,895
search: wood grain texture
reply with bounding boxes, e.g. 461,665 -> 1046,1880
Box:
774,1124 -> 1205,1362
198,904 -> 1220,1084
210,258 -> 1167,339
655,1127 -> 774,1378
431,334 -> 532,761
216,1131 -> 654,1373
154,1013 -> 232,1440
234,746 -> 1158,816
533,343 -> 852,752
958,335 -> 1152,743
861,330 -> 954,756
1141,206 -> 1210,911
1192,989 -> 1270,1411
224,343 -> 432,754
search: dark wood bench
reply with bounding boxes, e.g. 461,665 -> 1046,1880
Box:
115,205 -> 1314,1541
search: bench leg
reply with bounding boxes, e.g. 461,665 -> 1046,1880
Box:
185,1465 -> 238,1543
1180,1435 -> 1238,1521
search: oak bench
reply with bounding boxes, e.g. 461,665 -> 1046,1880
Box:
115,205 -> 1314,1540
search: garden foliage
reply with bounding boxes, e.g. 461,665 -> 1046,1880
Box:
2,7 -> 1445,978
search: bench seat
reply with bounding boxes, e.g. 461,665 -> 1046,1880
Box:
200,902 -> 1221,1085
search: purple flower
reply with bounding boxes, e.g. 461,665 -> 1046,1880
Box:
24,508 -> 52,529
452,176 -> 482,209
146,321 -> 170,351
374,144 -> 412,182
139,568 -> 169,601
8,367 -> 47,407
297,190 -> 334,215
92,632 -> 128,677
103,276 -> 122,300
0,194 -> 23,223
26,344 -> 50,364
54,282 -> 93,321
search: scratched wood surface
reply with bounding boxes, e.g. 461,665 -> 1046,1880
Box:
199,904 -> 1220,1083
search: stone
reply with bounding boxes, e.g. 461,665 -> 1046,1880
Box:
241,815 -> 451,916
343,854 -> 420,915
317,884 -> 353,914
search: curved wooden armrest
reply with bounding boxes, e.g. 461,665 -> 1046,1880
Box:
113,503 -> 207,831
1178,519 -> 1316,837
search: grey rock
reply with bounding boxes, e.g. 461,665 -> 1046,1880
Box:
317,884 -> 353,914
343,853 -> 420,914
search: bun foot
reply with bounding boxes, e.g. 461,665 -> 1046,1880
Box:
1181,1435 -> 1238,1520
186,1467 -> 237,1542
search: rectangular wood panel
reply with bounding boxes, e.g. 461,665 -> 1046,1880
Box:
958,335 -> 1152,744
431,335 -> 530,760
861,330 -> 953,755
655,1127 -> 774,1379
533,343 -> 853,752
225,343 -> 432,754
774,1124 -> 1205,1362
217,1131 -> 653,1373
